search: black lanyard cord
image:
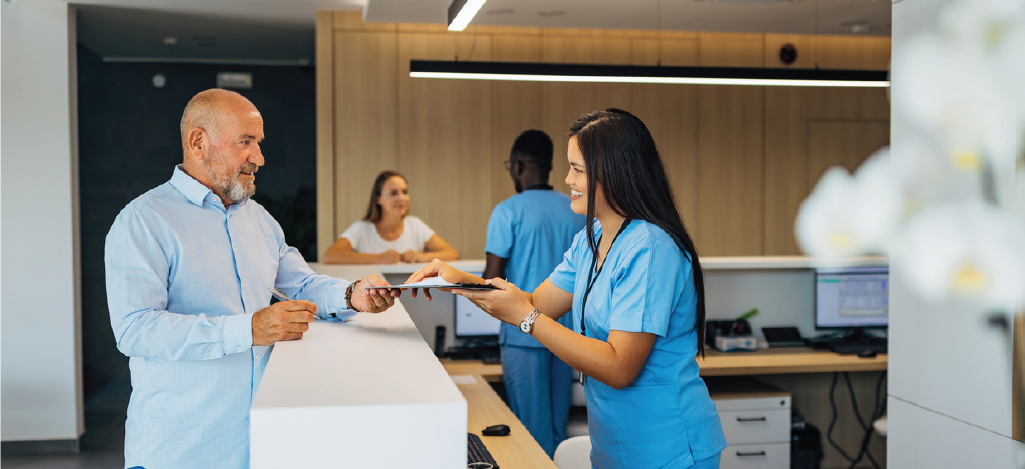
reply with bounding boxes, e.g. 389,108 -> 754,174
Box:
580,219 -> 632,336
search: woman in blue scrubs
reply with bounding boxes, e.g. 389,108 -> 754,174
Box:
407,109 -> 727,468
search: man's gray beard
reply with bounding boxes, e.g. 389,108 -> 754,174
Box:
224,176 -> 255,204
205,155 -> 256,204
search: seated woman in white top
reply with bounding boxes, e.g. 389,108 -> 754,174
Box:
323,171 -> 459,264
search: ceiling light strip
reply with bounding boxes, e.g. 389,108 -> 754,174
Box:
448,0 -> 487,31
410,60 -> 890,88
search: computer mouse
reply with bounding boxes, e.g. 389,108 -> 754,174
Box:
857,349 -> 877,358
482,424 -> 510,436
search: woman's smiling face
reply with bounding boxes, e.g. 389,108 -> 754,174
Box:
566,136 -> 589,216
377,175 -> 410,218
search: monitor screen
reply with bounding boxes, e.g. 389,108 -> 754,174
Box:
815,267 -> 889,329
454,273 -> 501,338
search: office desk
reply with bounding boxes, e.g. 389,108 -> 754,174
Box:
699,347 -> 887,375
453,373 -> 558,468
442,347 -> 887,380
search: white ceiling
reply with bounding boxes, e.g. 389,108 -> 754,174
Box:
70,0 -> 889,63
366,0 -> 891,36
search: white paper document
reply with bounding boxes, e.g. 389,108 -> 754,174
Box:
365,277 -> 497,290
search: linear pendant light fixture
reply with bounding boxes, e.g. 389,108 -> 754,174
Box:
410,60 -> 890,88
448,0 -> 487,31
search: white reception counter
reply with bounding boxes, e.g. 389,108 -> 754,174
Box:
249,264 -> 467,468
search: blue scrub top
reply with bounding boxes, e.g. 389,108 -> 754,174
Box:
549,220 -> 727,468
485,189 -> 585,347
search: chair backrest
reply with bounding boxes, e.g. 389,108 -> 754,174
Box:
553,435 -> 592,469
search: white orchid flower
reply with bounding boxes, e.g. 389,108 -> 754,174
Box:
891,34 -> 1023,169
796,148 -> 905,261
890,201 -> 1025,307
939,0 -> 1025,109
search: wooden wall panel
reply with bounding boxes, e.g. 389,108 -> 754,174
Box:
397,32 -> 494,258
333,31 -> 399,238
697,86 -> 765,255
631,83 -> 701,235
315,11 -> 336,257
540,35 -> 634,197
698,32 -> 765,67
807,121 -> 890,187
490,34 -> 542,223
763,87 -> 812,255
631,37 -> 700,66
807,87 -> 891,121
816,35 -> 892,71
540,34 -> 633,64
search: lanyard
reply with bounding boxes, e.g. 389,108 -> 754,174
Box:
578,219 -> 631,385
580,219 -> 632,336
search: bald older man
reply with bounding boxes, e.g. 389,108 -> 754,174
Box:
104,89 -> 397,469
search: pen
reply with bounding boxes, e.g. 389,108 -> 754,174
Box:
268,286 -> 327,319
267,286 -> 293,302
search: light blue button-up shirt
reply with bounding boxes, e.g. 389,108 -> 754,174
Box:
105,166 -> 354,469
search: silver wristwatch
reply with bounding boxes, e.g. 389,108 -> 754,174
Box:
519,308 -> 541,334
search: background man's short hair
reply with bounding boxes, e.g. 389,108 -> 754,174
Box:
510,129 -> 554,172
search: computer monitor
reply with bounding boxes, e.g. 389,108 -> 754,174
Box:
454,273 -> 501,339
815,266 -> 889,330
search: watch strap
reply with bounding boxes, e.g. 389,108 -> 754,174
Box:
345,281 -> 359,312
520,308 -> 541,334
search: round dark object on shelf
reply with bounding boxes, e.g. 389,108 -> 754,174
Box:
780,43 -> 798,65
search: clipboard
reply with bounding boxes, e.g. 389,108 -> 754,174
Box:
365,282 -> 498,291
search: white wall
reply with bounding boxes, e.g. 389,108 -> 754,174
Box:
1,0 -> 84,442
889,0 -> 1023,465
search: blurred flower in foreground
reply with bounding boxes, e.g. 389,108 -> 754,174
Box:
890,202 -> 1025,307
795,149 -> 904,261
798,0 -> 1025,310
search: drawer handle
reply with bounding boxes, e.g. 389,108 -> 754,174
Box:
736,451 -> 767,457
736,416 -> 767,422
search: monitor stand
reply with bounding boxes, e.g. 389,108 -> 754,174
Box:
836,328 -> 886,346
806,328 -> 886,349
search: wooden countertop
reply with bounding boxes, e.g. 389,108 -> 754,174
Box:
698,346 -> 887,375
443,346 -> 887,380
450,373 -> 558,469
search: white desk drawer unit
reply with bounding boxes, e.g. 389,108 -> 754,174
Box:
720,443 -> 791,468
707,377 -> 792,469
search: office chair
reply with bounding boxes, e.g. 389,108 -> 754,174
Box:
553,436 -> 592,469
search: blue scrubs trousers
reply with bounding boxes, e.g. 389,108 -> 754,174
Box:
501,344 -> 573,458
592,453 -> 721,469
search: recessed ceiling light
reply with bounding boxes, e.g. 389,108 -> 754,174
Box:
538,10 -> 565,17
841,19 -> 873,33
486,8 -> 514,15
163,37 -> 178,46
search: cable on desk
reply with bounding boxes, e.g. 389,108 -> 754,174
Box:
826,371 -> 887,469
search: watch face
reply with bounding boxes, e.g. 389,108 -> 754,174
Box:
520,321 -> 530,333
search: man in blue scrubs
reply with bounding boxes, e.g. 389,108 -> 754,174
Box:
483,130 -> 586,457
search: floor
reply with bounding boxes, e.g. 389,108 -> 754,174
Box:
2,378 -> 512,468
2,380 -> 129,469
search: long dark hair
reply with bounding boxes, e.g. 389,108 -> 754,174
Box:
569,109 -> 708,358
363,170 -> 407,223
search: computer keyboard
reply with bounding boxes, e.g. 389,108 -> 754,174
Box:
830,342 -> 888,355
468,432 -> 500,469
480,350 -> 501,365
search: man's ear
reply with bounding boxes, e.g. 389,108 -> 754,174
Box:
187,127 -> 208,162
